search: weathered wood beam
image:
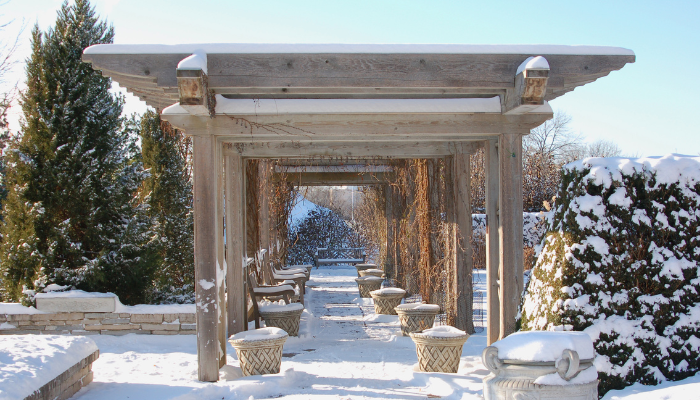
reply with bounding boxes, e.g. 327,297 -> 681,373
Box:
223,141 -> 484,159
498,133 -> 524,340
385,184 -> 396,278
225,154 -> 246,335
453,152 -> 474,333
259,161 -> 272,284
485,139 -> 500,345
215,138 -> 226,369
505,57 -> 550,114
163,112 -> 552,141
177,68 -> 213,116
276,172 -> 391,186
193,135 -> 221,382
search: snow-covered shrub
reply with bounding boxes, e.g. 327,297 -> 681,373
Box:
521,155 -> 700,397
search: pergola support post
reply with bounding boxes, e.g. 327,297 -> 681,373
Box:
384,184 -> 396,277
225,153 -> 247,335
453,152 -> 474,333
216,140 -> 226,369
485,139 -> 501,345
498,133 -> 524,339
193,135 -> 222,382
259,161 -> 271,281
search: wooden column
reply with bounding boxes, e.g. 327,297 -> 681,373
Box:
384,184 -> 395,277
216,141 -> 226,369
193,135 -> 221,382
259,161 -> 271,282
485,139 -> 500,345
225,154 -> 246,335
453,153 -> 474,333
498,133 -> 524,339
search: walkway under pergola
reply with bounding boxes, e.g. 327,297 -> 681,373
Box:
83,43 -> 634,381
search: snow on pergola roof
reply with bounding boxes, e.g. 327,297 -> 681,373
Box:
82,43 -> 635,110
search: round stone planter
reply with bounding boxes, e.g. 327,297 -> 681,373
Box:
395,303 -> 440,336
410,326 -> 469,373
482,331 -> 598,400
370,288 -> 406,314
354,263 -> 377,277
359,268 -> 385,278
259,303 -> 304,336
355,276 -> 384,297
229,327 -> 288,376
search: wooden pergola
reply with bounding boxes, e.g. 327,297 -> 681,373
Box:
83,43 -> 634,381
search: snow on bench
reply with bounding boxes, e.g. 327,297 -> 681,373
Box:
0,335 -> 99,400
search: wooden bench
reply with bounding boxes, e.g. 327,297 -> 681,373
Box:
314,247 -> 366,268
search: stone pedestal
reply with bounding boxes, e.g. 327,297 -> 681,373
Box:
259,305 -> 304,336
482,346 -> 598,400
410,327 -> 469,373
370,288 -> 406,314
359,268 -> 385,278
395,303 -> 440,336
229,328 -> 288,376
35,291 -> 117,313
355,276 -> 383,297
354,263 -> 377,277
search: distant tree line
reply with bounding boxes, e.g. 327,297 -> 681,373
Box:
0,0 -> 193,305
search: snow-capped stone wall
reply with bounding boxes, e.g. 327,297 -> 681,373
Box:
520,154 -> 700,396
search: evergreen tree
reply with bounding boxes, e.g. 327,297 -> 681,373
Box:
0,0 -> 155,304
139,111 -> 194,303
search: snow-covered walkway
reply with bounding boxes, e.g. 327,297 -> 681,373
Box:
70,265 -> 700,399
73,266 -> 489,399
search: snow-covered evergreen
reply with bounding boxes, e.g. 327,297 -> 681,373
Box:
0,0 -> 154,304
139,111 -> 194,304
521,154 -> 700,396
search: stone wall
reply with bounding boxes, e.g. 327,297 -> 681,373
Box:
24,350 -> 99,400
0,312 -> 196,335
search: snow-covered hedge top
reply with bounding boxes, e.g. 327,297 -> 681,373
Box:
34,290 -> 116,299
370,288 -> 406,295
230,327 -> 288,342
0,335 -> 98,400
417,326 -> 467,338
565,154 -> 700,188
395,303 -> 441,312
0,303 -> 47,315
355,276 -> 384,282
493,331 -> 595,362
258,302 -> 304,313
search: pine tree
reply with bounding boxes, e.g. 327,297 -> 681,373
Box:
139,111 -> 194,303
0,0 -> 155,304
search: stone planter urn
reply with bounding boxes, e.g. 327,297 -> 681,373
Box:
370,287 -> 406,314
229,327 -> 288,376
482,331 -> 598,400
410,326 -> 469,373
395,303 -> 440,336
355,276 -> 384,297
354,263 -> 377,277
358,268 -> 385,278
259,303 -> 304,336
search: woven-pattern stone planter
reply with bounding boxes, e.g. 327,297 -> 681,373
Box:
259,303 -> 304,336
482,332 -> 598,400
355,276 -> 383,298
354,263 -> 377,277
370,288 -> 406,314
410,326 -> 469,373
229,327 -> 288,376
359,268 -> 385,278
395,303 -> 440,336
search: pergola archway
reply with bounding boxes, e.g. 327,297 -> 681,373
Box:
83,44 -> 634,381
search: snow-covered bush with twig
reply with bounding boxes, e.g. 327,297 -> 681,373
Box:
520,154 -> 700,397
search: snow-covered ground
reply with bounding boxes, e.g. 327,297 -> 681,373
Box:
63,265 -> 699,399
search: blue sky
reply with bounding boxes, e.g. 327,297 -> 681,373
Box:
3,0 -> 699,156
